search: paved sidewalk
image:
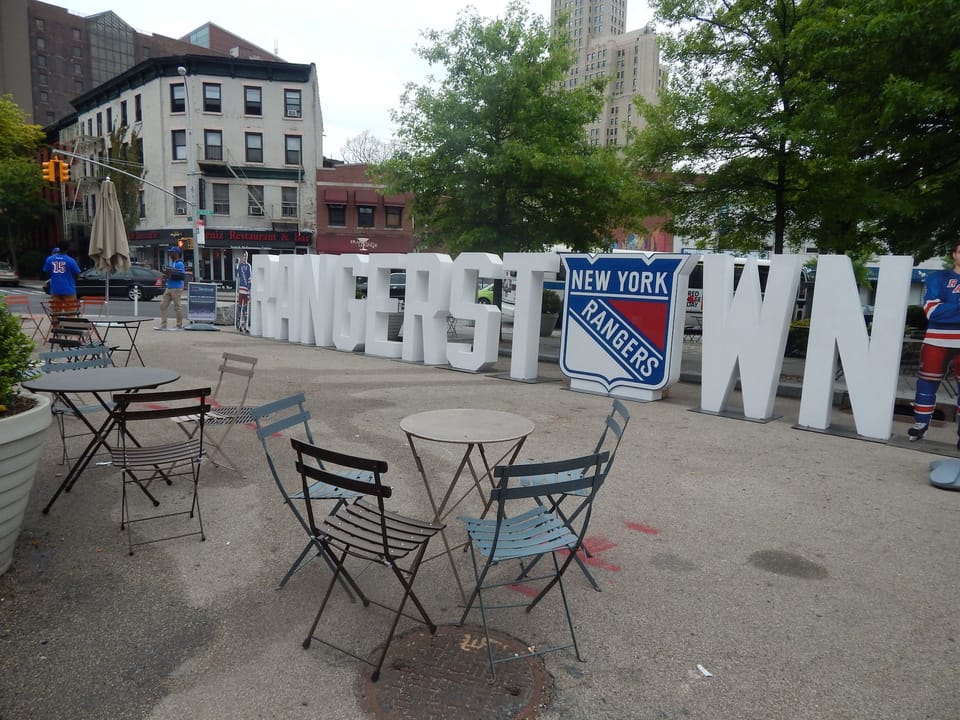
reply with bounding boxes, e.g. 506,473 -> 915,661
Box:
1,325 -> 957,720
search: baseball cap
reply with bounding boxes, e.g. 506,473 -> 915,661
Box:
167,246 -> 181,254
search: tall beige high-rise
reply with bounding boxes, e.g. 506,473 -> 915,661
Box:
551,0 -> 665,146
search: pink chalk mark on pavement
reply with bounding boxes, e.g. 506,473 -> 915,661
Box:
625,521 -> 659,535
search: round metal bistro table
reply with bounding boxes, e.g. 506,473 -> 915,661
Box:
400,408 -> 536,603
23,366 -> 180,513
85,315 -> 152,367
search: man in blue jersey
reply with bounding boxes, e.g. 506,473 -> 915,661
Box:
42,244 -> 81,312
909,241 -> 960,445
155,246 -> 186,331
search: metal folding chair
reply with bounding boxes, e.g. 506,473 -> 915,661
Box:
517,399 -> 631,590
110,387 -> 211,555
79,296 -> 108,316
38,346 -> 115,465
1,294 -> 42,341
172,352 -> 257,472
251,393 -> 365,589
48,316 -> 104,350
292,438 -> 444,681
458,451 -> 608,680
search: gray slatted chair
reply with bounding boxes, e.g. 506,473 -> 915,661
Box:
251,393 -> 365,589
292,438 -> 444,682
38,345 -> 115,465
172,352 -> 257,472
517,399 -> 630,590
111,387 -> 211,555
458,451 -> 608,680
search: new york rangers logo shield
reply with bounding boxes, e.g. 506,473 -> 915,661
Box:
559,254 -> 695,394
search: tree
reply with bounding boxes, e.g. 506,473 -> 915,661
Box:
340,131 -> 397,165
629,0 -> 817,256
376,1 -> 645,255
105,125 -> 144,233
0,95 -> 52,267
794,0 -> 960,262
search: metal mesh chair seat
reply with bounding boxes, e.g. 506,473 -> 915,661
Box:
316,498 -> 442,562
460,505 -> 577,561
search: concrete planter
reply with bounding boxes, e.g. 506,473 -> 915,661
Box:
539,313 -> 559,338
0,393 -> 52,576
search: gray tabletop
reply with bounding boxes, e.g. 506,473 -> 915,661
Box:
23,366 -> 179,393
400,408 -> 535,444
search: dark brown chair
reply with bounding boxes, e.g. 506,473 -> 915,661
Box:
292,438 -> 443,681
110,388 -> 211,555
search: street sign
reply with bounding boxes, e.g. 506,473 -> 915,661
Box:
198,209 -> 213,215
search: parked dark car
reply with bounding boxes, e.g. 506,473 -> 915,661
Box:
44,265 -> 166,301
0,261 -> 19,286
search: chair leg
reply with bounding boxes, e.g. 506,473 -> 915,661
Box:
550,552 -> 583,662
303,548 -> 349,650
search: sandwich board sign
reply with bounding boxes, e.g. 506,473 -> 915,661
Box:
559,253 -> 696,401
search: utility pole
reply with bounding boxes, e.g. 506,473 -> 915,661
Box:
178,65 -> 202,281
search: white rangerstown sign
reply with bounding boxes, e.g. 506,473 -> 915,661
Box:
560,253 -> 697,401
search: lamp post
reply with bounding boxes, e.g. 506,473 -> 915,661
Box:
177,66 -> 202,281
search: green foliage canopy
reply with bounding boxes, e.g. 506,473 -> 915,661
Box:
377,1 -> 644,255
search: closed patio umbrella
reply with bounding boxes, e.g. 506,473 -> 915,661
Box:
88,177 -> 131,312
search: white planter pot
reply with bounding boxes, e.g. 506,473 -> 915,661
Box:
0,392 -> 52,576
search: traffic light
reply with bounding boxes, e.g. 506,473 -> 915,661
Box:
41,160 -> 57,183
182,237 -> 193,250
58,159 -> 70,182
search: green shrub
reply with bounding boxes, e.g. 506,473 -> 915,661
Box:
0,302 -> 36,412
786,319 -> 810,357
541,289 -> 563,314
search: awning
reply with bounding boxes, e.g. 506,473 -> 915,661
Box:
323,189 -> 348,203
382,194 -> 407,206
354,189 -> 379,205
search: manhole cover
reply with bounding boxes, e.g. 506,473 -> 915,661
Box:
359,624 -> 552,720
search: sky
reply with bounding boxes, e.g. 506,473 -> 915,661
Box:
60,1 -> 654,159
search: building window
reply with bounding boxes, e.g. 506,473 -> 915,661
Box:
212,183 -> 230,214
72,46 -> 81,58
244,86 -> 262,115
106,108 -> 113,132
245,133 -> 263,163
96,112 -> 102,135
120,101 -> 127,127
36,18 -> 45,30
74,80 -> 83,93
73,63 -> 82,75
134,94 -> 142,122
357,205 -> 375,228
143,46 -> 151,58
138,190 -> 146,219
171,83 -> 185,113
72,27 -> 80,41
281,187 -> 298,217
36,37 -> 45,50
203,83 -> 221,113
172,130 -> 186,160
37,55 -> 46,68
247,186 -> 264,216
87,118 -> 93,135
327,204 -> 346,226
39,91 -> 49,103
284,135 -> 301,165
204,130 -> 223,161
284,89 -> 302,118
174,185 -> 187,215
38,72 -> 47,85
385,206 -> 403,229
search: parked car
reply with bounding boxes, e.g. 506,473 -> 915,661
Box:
43,265 -> 166,301
477,284 -> 494,304
0,261 -> 19,286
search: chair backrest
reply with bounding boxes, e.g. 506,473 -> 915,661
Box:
39,345 -> 113,372
79,296 -> 107,316
44,298 -> 81,315
1,294 -> 31,312
49,317 -> 100,349
113,388 -> 212,451
211,352 -> 258,408
251,393 -> 314,495
291,438 -> 394,556
592,399 -> 630,483
490,452 -> 608,549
